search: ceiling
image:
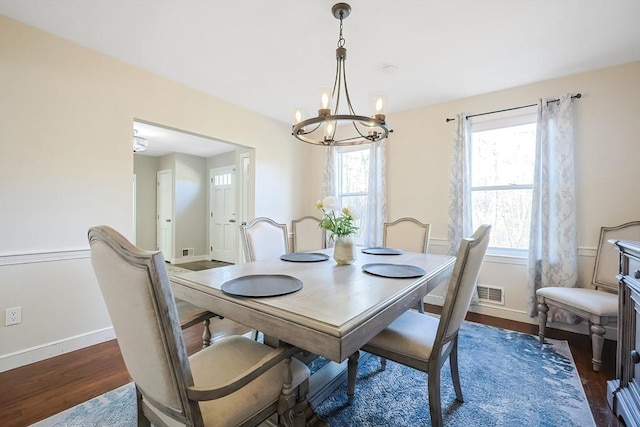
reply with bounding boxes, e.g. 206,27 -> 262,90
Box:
2,0 -> 639,156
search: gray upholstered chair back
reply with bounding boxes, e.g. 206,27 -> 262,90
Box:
437,224 -> 491,345
88,226 -> 197,420
592,221 -> 640,292
292,216 -> 326,252
383,217 -> 431,253
240,217 -> 288,262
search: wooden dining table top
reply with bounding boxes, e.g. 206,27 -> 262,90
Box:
171,249 -> 455,362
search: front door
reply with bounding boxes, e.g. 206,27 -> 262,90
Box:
209,166 -> 236,263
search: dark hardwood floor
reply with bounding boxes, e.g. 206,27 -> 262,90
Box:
0,293 -> 622,426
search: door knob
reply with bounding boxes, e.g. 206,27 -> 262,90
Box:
631,350 -> 640,364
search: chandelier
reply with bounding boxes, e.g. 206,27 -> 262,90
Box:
132,129 -> 148,153
292,3 -> 391,146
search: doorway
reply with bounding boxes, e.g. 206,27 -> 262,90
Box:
133,120 -> 252,264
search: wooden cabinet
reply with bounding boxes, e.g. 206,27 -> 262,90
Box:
608,240 -> 640,426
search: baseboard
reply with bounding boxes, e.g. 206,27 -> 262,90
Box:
0,327 -> 115,373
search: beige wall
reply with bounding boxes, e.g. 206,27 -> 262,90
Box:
134,154 -> 159,250
302,60 -> 640,330
0,15 -> 304,370
1,13 -> 638,370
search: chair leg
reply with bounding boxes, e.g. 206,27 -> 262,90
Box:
201,318 -> 212,348
449,338 -> 463,403
428,364 -> 443,427
590,323 -> 606,372
537,301 -> 548,343
380,357 -> 387,371
416,298 -> 425,313
347,351 -> 360,406
136,386 -> 151,427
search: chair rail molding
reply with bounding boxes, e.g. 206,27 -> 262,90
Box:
0,249 -> 91,266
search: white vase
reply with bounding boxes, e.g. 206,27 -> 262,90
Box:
333,235 -> 357,265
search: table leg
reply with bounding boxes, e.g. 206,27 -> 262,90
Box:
347,351 -> 360,405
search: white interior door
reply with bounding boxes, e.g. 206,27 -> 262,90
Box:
210,166 -> 236,263
157,169 -> 173,261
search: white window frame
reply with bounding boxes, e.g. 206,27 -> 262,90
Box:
336,145 -> 370,245
470,109 -> 537,257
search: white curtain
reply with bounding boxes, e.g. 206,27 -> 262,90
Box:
447,113 -> 477,303
322,146 -> 338,199
527,95 -> 578,320
447,113 -> 473,256
364,140 -> 387,247
321,141 -> 387,247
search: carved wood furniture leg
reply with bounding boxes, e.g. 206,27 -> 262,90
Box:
537,301 -> 548,343
277,358 -> 295,423
303,403 -> 330,427
347,351 -> 360,406
201,318 -> 212,348
590,323 -> 606,372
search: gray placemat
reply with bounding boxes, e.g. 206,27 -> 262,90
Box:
362,263 -> 426,278
361,247 -> 404,255
221,274 -> 303,297
280,252 -> 330,262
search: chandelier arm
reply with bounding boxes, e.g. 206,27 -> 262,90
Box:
341,61 -> 357,116
331,55 -> 341,106
350,120 -> 369,139
295,121 -> 323,136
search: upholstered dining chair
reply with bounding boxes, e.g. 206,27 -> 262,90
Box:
384,217 -> 432,313
240,217 -> 289,262
291,216 -> 326,253
88,225 -> 310,427
383,217 -> 431,254
347,224 -> 491,427
537,220 -> 640,371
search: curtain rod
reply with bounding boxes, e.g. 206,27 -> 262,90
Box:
445,93 -> 582,122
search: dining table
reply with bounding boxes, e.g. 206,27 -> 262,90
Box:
170,247 -> 455,423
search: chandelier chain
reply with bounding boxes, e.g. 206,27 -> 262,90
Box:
337,14 -> 345,48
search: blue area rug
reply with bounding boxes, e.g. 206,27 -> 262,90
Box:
32,321 -> 595,427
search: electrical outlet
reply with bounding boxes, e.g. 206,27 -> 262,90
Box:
5,306 -> 21,326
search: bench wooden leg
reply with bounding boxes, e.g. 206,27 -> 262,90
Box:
537,301 -> 548,343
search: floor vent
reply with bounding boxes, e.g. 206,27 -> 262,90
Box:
477,284 -> 504,305
182,248 -> 195,257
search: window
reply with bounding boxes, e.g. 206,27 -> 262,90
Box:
471,113 -> 536,251
337,147 -> 369,245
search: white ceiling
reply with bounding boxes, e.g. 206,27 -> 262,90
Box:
132,121 -> 236,158
2,0 -> 639,156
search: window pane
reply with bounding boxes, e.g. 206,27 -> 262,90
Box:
471,123 -> 536,187
340,150 -> 369,193
472,189 -> 532,249
340,194 -> 368,245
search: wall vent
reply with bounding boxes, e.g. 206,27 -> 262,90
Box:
181,248 -> 195,257
476,284 -> 504,305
